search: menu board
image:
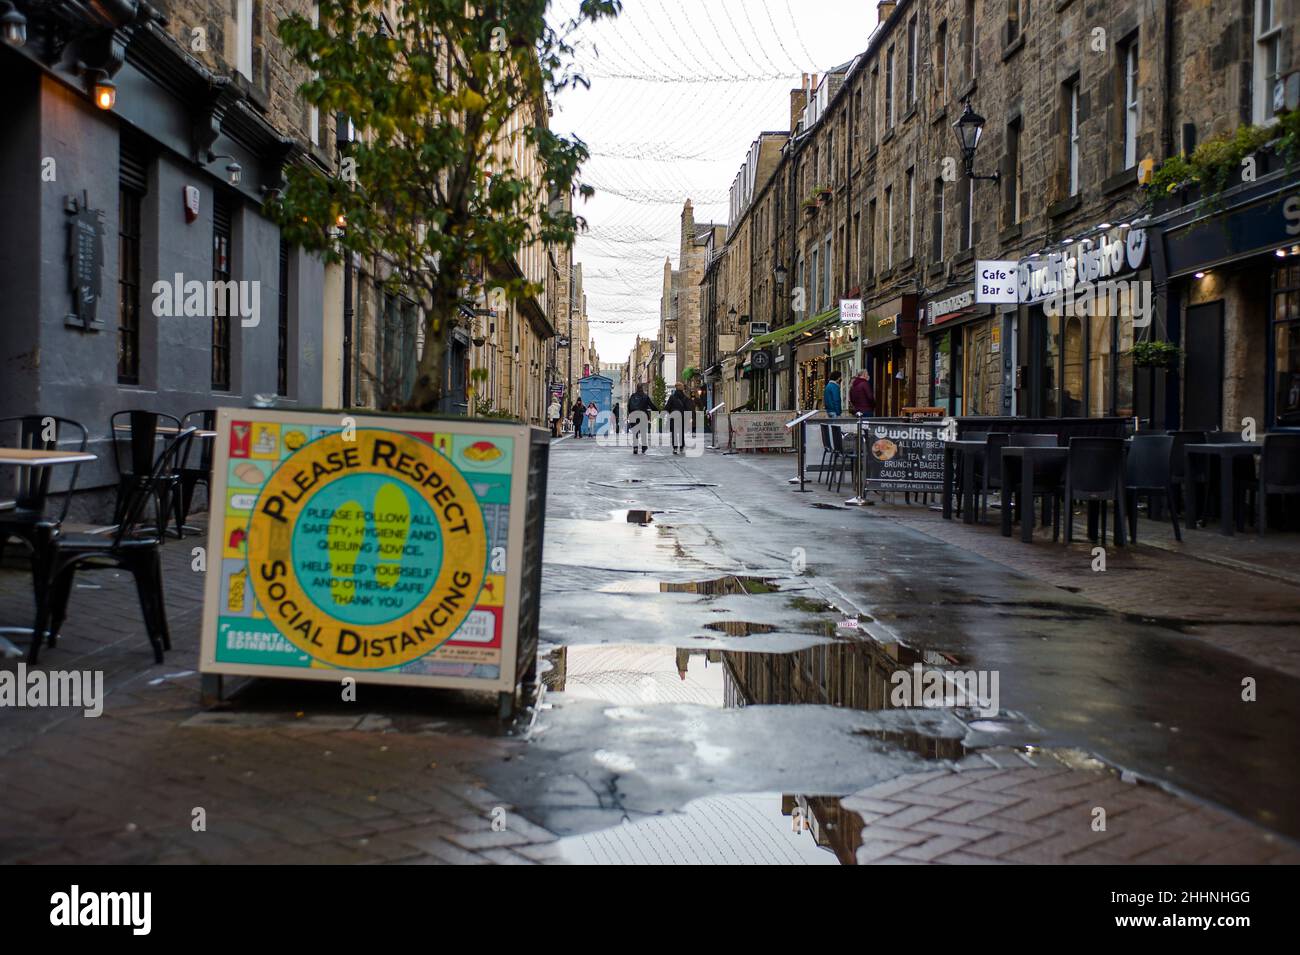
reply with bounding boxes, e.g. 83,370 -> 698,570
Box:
862,421 -> 945,491
200,409 -> 530,692
729,411 -> 794,450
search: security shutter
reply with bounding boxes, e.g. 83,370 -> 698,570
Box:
119,139 -> 149,194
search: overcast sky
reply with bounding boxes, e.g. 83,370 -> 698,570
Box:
551,0 -> 879,365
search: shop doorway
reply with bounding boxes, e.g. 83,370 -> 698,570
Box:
1184,300 -> 1224,430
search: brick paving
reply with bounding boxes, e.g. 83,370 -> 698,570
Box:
2,482 -> 1298,863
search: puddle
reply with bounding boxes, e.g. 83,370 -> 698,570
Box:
855,727 -> 969,760
598,574 -> 784,595
809,502 -> 846,510
703,620 -> 779,636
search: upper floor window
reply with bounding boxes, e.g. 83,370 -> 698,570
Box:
885,46 -> 895,127
935,21 -> 949,106
1254,0 -> 1282,125
1122,38 -> 1140,169
906,17 -> 918,107
964,0 -> 978,85
236,0 -> 254,79
1006,0 -> 1023,45
1065,78 -> 1081,197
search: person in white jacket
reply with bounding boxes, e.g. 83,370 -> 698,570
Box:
547,399 -> 561,437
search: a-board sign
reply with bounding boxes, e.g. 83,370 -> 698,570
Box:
729,411 -> 794,449
862,420 -> 946,491
199,408 -> 529,692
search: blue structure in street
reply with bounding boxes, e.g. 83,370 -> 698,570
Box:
579,374 -> 614,435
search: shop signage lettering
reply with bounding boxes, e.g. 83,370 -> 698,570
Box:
862,421 -> 945,492
1018,227 -> 1148,305
975,261 -> 1017,304
840,298 -> 863,322
928,288 -> 976,323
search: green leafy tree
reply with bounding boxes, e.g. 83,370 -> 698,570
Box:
272,0 -> 620,411
652,374 -> 666,408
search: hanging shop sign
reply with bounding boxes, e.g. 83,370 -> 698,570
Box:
751,349 -> 772,370
975,261 -> 1018,304
1017,226 -> 1149,304
925,288 -> 977,326
200,408 -> 541,697
861,420 -> 946,492
839,298 -> 863,323
729,411 -> 794,450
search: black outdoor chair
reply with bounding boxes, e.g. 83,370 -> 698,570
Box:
829,425 -> 860,494
30,427 -> 196,665
1064,437 -> 1128,546
1257,434 -> 1300,535
1168,429 -> 1206,515
977,432 -> 1011,522
816,423 -> 833,484
1005,434 -> 1065,538
111,410 -> 184,541
178,409 -> 216,534
1125,434 -> 1181,543
1199,431 -> 1256,529
0,415 -> 89,570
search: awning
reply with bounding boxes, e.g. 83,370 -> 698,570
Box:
749,308 -> 841,348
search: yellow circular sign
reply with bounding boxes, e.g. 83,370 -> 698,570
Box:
247,429 -> 488,669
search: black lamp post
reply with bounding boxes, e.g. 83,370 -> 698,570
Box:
953,99 -> 1000,183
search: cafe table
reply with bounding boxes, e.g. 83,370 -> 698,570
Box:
942,439 -> 989,524
1183,442 -> 1263,536
999,445 -> 1069,543
0,448 -> 98,658
113,424 -> 218,439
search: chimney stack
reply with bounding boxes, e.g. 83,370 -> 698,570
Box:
877,1 -> 896,23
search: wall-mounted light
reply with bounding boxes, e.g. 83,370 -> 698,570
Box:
1194,271 -> 1207,280
86,69 -> 116,110
206,152 -> 242,185
953,98 -> 1000,183
1,2 -> 27,47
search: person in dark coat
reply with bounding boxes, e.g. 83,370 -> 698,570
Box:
626,385 -> 657,454
571,399 -> 586,437
612,401 -> 621,433
849,369 -> 875,416
665,382 -> 692,454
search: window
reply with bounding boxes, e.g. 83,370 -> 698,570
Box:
906,167 -> 915,259
906,17 -> 918,107
828,129 -> 835,183
1066,78 -> 1081,197
1272,263 -> 1300,427
117,143 -> 147,385
935,21 -> 949,106
869,66 -> 879,146
1006,117 -> 1023,224
1006,0 -> 1021,45
308,3 -> 319,144
885,46 -> 895,127
810,246 -> 819,314
853,211 -> 861,285
1253,0 -> 1281,125
1122,38 -> 1140,169
824,235 -> 832,306
236,0 -> 254,79
931,177 -> 945,262
885,186 -> 894,269
867,199 -> 877,279
964,0 -> 977,85
277,238 -> 290,396
212,194 -> 233,391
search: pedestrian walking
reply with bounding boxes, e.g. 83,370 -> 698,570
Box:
666,381 -> 691,455
585,400 -> 598,437
626,384 -> 656,455
849,369 -> 875,416
548,398 -> 561,438
824,370 -> 843,417
612,401 -> 621,434
571,399 -> 586,438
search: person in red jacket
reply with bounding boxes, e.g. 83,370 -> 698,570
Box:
849,369 -> 875,416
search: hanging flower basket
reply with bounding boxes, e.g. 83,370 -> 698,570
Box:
1128,340 -> 1182,368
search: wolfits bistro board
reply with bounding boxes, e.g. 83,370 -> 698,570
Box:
199,408 -> 528,695
862,420 -> 946,492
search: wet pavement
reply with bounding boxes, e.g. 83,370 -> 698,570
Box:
479,435 -> 1300,860
1,434 -> 1297,864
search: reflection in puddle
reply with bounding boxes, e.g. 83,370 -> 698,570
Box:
703,620 -> 778,636
556,793 -> 839,864
543,645 -> 725,706
597,575 -> 782,595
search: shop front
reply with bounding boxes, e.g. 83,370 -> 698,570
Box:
922,287 -> 999,417
1014,225 -> 1149,421
829,321 -> 860,384
1150,166 -> 1300,432
861,295 -> 917,417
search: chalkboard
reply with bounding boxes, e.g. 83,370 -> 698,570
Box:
65,204 -> 105,331
862,421 -> 945,491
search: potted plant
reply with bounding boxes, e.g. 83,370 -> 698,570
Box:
816,183 -> 832,202
1128,340 -> 1182,368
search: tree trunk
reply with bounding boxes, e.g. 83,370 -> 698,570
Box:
407,313 -> 451,413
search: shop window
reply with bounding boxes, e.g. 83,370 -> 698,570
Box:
1063,316 -> 1084,416
932,333 -> 953,411
1087,313 -> 1112,418
1273,263 -> 1300,427
1042,315 -> 1060,416
211,194 -> 233,391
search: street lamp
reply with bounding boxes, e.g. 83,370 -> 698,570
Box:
1,2 -> 27,46
774,263 -> 787,288
953,99 -> 1000,183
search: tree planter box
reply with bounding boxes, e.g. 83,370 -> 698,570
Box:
198,407 -> 550,719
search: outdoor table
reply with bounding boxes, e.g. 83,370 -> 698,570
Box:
942,439 -> 988,524
113,425 -> 218,439
0,448 -> 98,657
1000,446 -> 1068,543
1183,442 -> 1262,536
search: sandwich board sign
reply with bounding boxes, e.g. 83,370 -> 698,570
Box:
199,408 -> 530,699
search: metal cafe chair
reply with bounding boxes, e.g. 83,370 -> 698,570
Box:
829,425 -> 860,494
978,432 -> 1011,522
951,431 -> 988,519
1064,437 -> 1128,547
110,410 -> 184,541
178,409 -> 217,535
1257,434 -> 1300,535
0,415 -> 89,572
31,428 -> 196,665
816,423 -> 834,484
1004,433 -> 1065,535
1125,433 -> 1182,543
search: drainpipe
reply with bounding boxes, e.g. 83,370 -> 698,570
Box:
342,254 -> 353,407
